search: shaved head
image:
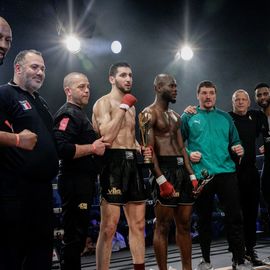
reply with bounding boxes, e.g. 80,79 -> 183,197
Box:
63,72 -> 88,89
153,73 -> 177,104
63,72 -> 90,107
154,74 -> 174,87
0,17 -> 10,26
0,16 -> 12,65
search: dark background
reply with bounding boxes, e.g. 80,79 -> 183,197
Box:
1,0 -> 270,116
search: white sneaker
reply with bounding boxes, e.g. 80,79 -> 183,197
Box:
234,262 -> 254,270
262,256 -> 270,265
195,259 -> 214,270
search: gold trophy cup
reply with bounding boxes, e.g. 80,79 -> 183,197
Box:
138,112 -> 153,164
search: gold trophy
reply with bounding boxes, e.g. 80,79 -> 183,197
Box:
138,112 -> 153,165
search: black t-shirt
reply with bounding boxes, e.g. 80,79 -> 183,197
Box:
229,110 -> 262,166
53,102 -> 98,176
0,83 -> 59,197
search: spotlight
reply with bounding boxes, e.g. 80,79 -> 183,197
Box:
111,41 -> 122,54
65,35 -> 81,54
180,46 -> 193,61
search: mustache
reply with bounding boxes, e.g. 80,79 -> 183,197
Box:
34,75 -> 43,81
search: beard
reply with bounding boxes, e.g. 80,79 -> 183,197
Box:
115,80 -> 131,94
258,97 -> 270,108
23,76 -> 44,92
162,91 -> 176,103
0,57 -> 4,65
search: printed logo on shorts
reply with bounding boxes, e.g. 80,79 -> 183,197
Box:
177,157 -> 184,166
125,151 -> 134,160
107,187 -> 122,195
19,100 -> 32,110
59,117 -> 70,131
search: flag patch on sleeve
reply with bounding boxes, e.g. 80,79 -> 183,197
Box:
59,117 -> 70,131
19,100 -> 32,110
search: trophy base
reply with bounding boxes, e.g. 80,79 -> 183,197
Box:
143,158 -> 154,168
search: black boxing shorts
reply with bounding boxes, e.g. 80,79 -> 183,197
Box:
152,156 -> 194,207
100,149 -> 147,205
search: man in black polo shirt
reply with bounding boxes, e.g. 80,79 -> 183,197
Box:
53,72 -> 109,270
0,16 -> 37,149
0,49 -> 59,270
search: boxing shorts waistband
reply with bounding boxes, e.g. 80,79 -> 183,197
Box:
157,156 -> 184,167
105,149 -> 137,160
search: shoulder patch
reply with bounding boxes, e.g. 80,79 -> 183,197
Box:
19,100 -> 32,110
59,117 -> 70,131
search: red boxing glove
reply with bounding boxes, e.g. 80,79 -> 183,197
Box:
119,94 -> 137,110
160,182 -> 175,197
156,175 -> 175,197
191,179 -> 198,189
190,174 -> 198,190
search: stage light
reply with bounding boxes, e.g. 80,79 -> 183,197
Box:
65,35 -> 81,54
111,41 -> 122,54
180,46 -> 193,61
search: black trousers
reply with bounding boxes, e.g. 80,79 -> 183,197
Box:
237,165 -> 260,251
0,181 -> 54,270
58,174 -> 95,270
261,161 -> 270,215
195,172 -> 245,264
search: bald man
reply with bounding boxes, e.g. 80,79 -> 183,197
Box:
139,74 -> 196,270
53,72 -> 109,270
0,16 -> 12,65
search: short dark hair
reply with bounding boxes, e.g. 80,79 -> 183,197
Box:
197,80 -> 217,94
14,49 -> 42,67
109,62 -> 131,77
254,82 -> 270,91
